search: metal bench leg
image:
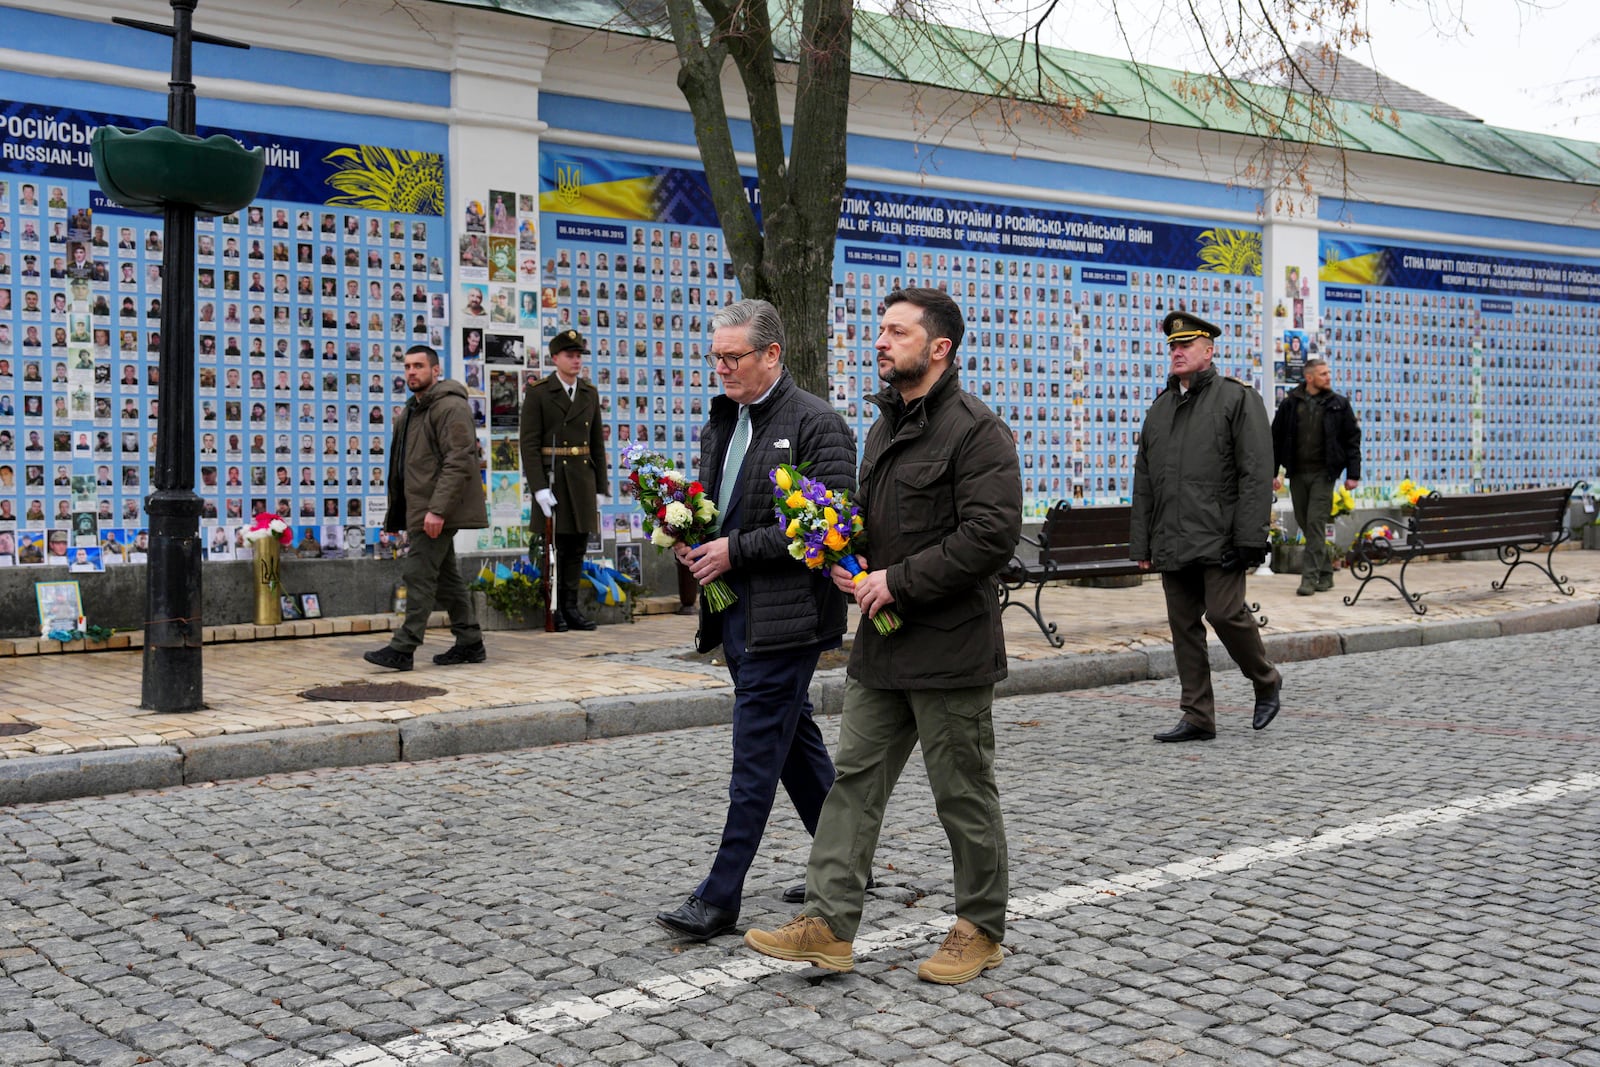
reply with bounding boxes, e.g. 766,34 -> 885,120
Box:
1247,600 -> 1267,629
1343,552 -> 1427,615
1492,537 -> 1575,597
997,576 -> 1064,647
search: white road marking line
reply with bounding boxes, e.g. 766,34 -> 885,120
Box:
308,771 -> 1600,1066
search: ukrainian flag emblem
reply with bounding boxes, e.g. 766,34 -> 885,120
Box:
556,164 -> 582,207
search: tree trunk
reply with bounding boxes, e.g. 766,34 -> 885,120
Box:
753,200 -> 835,400
663,0 -> 853,404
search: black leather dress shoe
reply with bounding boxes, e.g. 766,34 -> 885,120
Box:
783,874 -> 875,905
1252,681 -> 1282,731
562,608 -> 597,632
551,611 -> 569,633
655,895 -> 738,941
1153,720 -> 1215,743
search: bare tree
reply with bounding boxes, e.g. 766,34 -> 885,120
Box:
621,0 -> 1409,398
644,0 -> 854,398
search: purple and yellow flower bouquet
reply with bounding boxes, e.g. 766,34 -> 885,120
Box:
770,463 -> 901,636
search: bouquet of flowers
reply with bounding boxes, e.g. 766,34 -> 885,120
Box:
242,512 -> 293,546
1330,484 -> 1356,517
1392,478 -> 1432,508
771,463 -> 901,636
620,443 -> 735,611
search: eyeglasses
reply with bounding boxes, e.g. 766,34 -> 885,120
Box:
704,347 -> 760,369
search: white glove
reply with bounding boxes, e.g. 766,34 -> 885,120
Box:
535,488 -> 557,517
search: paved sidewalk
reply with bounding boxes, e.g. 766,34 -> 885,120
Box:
3,551 -> 1598,804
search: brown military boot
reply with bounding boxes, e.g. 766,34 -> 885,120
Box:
743,915 -> 854,973
917,917 -> 1003,985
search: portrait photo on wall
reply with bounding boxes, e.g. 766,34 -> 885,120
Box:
1282,329 -> 1309,382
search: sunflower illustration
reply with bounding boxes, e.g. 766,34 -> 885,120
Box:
322,145 -> 444,216
1195,228 -> 1263,276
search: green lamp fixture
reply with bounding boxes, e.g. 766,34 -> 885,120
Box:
91,125 -> 264,215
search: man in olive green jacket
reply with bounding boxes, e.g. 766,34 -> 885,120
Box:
1131,312 -> 1281,742
366,343 -> 488,672
745,287 -> 1022,987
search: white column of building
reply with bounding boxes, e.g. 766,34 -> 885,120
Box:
1259,194 -> 1322,400
1258,180 -> 1322,547
446,12 -> 549,553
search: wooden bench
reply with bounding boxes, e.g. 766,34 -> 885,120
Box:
999,503 -> 1264,646
1343,483 -> 1583,615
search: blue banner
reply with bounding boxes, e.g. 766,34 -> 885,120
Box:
835,187 -> 1261,274
1,98 -> 443,213
1321,237 -> 1600,303
539,149 -> 1263,276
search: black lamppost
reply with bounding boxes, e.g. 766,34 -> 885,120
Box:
94,2 -> 259,711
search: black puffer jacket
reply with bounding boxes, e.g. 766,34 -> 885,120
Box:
1271,385 -> 1362,482
695,370 -> 858,653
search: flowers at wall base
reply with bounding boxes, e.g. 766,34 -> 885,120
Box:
1392,478 -> 1432,508
473,558 -> 544,622
771,463 -> 901,636
621,443 -> 734,611
243,513 -> 293,596
242,512 -> 293,546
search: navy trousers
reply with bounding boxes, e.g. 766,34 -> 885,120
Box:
695,598 -> 837,911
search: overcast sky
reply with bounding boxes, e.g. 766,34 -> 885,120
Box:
903,0 -> 1600,145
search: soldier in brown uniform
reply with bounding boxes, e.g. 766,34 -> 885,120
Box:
520,329 -> 609,631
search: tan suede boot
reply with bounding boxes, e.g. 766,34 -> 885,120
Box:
744,915 -> 854,973
917,917 -> 1003,985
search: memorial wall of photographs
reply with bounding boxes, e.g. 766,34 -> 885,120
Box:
1319,238 -> 1600,496
829,251 -> 1263,514
455,189 -> 544,553
0,98 -> 448,571
539,149 -> 1266,525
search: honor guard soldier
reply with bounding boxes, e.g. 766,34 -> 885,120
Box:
1130,311 -> 1282,742
520,329 -> 609,631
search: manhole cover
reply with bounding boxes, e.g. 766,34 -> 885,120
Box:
301,681 -> 448,702
0,722 -> 40,736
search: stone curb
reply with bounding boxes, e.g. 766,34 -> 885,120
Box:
399,702 -> 588,761
4,598 -> 1596,806
0,747 -> 183,806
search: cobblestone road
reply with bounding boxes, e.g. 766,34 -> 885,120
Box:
3,628 -> 1599,1066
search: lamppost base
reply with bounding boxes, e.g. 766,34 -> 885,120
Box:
140,489 -> 205,712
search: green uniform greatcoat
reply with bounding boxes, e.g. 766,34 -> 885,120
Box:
518,372 -> 608,536
1129,365 -> 1279,732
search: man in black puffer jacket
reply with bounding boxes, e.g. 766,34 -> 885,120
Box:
1271,358 -> 1362,595
655,299 -> 857,943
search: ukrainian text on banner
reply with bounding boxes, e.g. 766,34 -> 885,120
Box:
540,150 -> 1263,276
1320,238 -> 1600,303
0,99 -> 443,213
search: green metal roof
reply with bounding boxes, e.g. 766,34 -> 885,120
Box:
442,0 -> 1600,188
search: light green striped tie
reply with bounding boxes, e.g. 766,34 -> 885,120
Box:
715,405 -> 751,531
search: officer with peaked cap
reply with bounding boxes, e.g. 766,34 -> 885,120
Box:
1130,310 -> 1282,742
520,329 -> 609,631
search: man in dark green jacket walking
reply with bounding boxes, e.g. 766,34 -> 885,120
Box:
745,287 -> 1022,986
1131,312 -> 1281,743
367,343 -> 489,672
